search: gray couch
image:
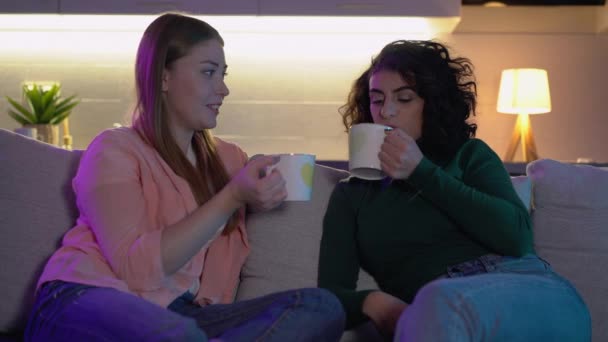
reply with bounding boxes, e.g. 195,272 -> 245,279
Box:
1,128 -> 607,341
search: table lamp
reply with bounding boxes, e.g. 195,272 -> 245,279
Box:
497,68 -> 551,162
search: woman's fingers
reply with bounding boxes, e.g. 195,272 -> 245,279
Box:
251,169 -> 287,210
247,154 -> 280,179
379,150 -> 399,173
379,129 -> 423,179
384,129 -> 409,149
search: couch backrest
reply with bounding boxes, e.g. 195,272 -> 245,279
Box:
528,159 -> 608,342
0,129 -> 83,333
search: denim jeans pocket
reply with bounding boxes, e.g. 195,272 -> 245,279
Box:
36,280 -> 68,306
493,254 -> 552,275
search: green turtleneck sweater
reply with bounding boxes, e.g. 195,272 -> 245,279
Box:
318,139 -> 533,328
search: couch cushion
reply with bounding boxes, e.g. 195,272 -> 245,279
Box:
237,164 -> 350,299
527,159 -> 608,342
0,129 -> 82,333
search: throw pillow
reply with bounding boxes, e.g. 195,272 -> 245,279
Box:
527,158 -> 608,342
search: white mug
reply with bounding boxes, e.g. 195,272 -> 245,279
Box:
349,123 -> 392,180
267,153 -> 316,201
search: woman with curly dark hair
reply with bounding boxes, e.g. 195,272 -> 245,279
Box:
319,40 -> 590,341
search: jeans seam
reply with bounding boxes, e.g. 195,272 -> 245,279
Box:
255,290 -> 301,342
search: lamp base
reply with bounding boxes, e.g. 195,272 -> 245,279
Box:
504,113 -> 539,163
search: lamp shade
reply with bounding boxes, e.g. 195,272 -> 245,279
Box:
496,68 -> 551,115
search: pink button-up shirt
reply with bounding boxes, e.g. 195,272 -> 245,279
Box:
37,127 -> 250,308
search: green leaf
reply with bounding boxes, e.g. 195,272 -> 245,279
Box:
6,96 -> 36,123
57,95 -> 80,108
52,102 -> 78,121
24,85 -> 44,120
7,109 -> 30,125
41,84 -> 60,110
56,95 -> 80,112
39,102 -> 57,123
50,111 -> 71,125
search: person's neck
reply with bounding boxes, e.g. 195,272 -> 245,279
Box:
185,142 -> 197,166
171,125 -> 196,163
170,123 -> 192,152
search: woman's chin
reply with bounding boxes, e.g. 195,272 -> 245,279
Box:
197,119 -> 217,130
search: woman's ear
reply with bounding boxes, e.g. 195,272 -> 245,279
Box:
162,69 -> 170,92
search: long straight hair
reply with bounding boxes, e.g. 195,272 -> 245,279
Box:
132,13 -> 239,234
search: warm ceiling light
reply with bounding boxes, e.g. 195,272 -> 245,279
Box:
0,14 -> 438,60
484,1 -> 507,7
0,14 -> 458,34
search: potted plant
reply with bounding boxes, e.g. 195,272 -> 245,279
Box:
6,83 -> 79,145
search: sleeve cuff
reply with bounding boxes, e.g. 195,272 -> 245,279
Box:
340,289 -> 375,329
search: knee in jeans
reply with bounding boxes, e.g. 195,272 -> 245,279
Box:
303,288 -> 343,313
298,288 -> 345,322
411,280 -> 463,317
397,281 -> 474,341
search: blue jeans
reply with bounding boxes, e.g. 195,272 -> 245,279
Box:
25,281 -> 345,342
395,254 -> 591,342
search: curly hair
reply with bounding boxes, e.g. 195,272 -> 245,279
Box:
340,40 -> 478,158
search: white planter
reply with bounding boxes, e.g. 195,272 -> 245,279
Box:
14,126 -> 37,139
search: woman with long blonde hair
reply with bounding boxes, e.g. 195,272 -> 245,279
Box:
25,13 -> 344,342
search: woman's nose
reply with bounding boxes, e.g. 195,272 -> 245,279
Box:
380,102 -> 397,119
218,80 -> 230,97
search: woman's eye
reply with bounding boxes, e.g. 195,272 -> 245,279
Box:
399,98 -> 412,103
202,70 -> 215,77
370,99 -> 384,105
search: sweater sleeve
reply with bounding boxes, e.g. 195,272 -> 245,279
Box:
215,136 -> 248,176
407,139 -> 533,257
318,182 -> 374,329
73,130 -> 166,291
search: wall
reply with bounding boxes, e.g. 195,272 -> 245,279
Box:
598,2 -> 608,33
1,8 -> 607,162
451,33 -> 608,162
